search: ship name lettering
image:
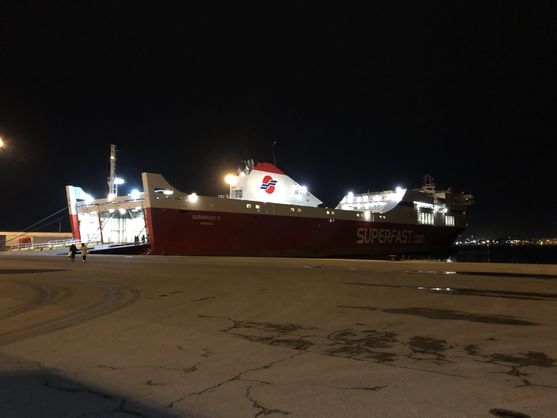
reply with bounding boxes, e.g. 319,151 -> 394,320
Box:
356,228 -> 422,245
192,214 -> 220,221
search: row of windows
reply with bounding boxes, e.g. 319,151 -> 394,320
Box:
418,212 -> 456,226
418,212 -> 435,225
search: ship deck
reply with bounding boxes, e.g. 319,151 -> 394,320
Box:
0,253 -> 556,417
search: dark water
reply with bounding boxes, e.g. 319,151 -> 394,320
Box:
449,246 -> 557,264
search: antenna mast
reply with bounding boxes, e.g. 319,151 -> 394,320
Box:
107,144 -> 117,196
272,140 -> 277,166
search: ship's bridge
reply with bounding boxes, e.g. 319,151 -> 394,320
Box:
336,187 -> 407,213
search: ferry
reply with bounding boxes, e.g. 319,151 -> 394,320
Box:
66,147 -> 473,257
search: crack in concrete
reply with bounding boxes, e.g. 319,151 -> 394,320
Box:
246,384 -> 291,417
196,314 -> 556,387
197,315 -> 470,378
463,346 -> 557,389
43,379 -> 146,417
166,352 -> 305,409
43,379 -> 113,400
98,363 -> 199,375
13,359 -> 61,373
112,398 -> 147,417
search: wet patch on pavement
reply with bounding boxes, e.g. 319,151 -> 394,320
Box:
190,296 -> 215,303
342,385 -> 387,391
463,344 -> 481,356
405,336 -> 452,364
197,314 -> 555,390
406,270 -> 557,280
345,282 -> 557,301
382,307 -> 537,325
0,269 -> 67,275
489,408 -> 531,418
459,346 -> 557,389
327,329 -> 399,363
487,351 -> 555,368
457,271 -> 557,280
337,305 -> 378,312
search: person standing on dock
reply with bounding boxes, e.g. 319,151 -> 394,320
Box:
68,243 -> 77,261
80,243 -> 89,262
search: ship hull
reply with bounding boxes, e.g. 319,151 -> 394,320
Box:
145,208 -> 463,257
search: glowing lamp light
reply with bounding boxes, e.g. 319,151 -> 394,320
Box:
119,208 -> 126,215
0,137 -> 4,148
224,174 -> 237,185
114,177 -> 125,185
364,210 -> 371,220
84,194 -> 95,205
130,189 -> 141,200
188,193 -> 198,203
107,193 -> 116,200
301,186 -> 308,194
347,191 -> 354,203
108,208 -> 115,213
162,189 -> 174,195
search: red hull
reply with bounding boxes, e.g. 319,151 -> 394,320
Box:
145,208 -> 463,257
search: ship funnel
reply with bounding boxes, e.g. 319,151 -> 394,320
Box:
229,162 -> 322,207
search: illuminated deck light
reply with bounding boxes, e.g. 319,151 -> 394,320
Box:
224,174 -> 237,185
130,189 -> 141,200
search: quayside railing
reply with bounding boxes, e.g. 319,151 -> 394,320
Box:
9,238 -> 81,252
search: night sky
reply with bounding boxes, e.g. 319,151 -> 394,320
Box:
1,2 -> 555,238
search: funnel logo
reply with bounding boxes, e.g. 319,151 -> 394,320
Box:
260,175 -> 278,194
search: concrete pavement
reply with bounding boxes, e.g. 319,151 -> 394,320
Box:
0,253 -> 556,417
